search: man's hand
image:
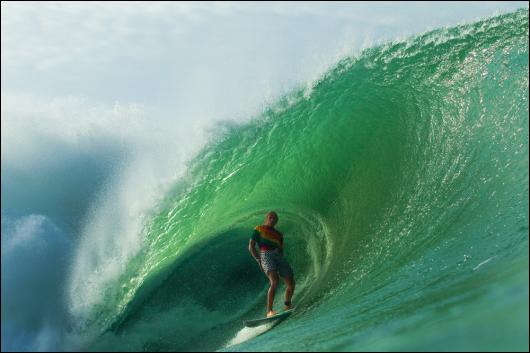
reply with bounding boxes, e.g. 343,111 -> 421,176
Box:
249,239 -> 265,273
255,257 -> 265,273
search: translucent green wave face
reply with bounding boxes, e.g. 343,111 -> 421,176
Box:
83,9 -> 528,352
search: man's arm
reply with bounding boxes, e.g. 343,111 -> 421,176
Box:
248,239 -> 260,261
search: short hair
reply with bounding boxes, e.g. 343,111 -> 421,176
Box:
267,211 -> 278,220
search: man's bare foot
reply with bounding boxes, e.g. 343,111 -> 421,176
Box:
283,305 -> 291,311
266,310 -> 277,318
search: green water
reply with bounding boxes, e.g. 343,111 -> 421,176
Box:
79,9 -> 528,351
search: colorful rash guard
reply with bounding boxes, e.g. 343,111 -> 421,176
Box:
251,225 -> 283,251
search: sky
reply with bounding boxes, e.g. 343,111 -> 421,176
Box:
2,2 -> 527,186
2,2 -> 528,122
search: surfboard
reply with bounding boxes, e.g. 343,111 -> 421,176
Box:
243,309 -> 293,328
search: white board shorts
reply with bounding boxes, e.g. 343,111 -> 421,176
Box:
260,249 -> 294,278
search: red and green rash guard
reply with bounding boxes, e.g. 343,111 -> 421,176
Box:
251,225 -> 284,251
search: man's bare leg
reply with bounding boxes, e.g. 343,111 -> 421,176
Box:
266,271 -> 279,317
283,276 -> 295,310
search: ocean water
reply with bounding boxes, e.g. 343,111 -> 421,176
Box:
13,9 -> 529,352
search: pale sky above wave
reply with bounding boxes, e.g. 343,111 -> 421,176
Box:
2,1 -> 527,123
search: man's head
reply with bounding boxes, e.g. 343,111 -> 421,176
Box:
265,211 -> 278,226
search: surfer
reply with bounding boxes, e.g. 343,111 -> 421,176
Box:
248,211 -> 295,318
